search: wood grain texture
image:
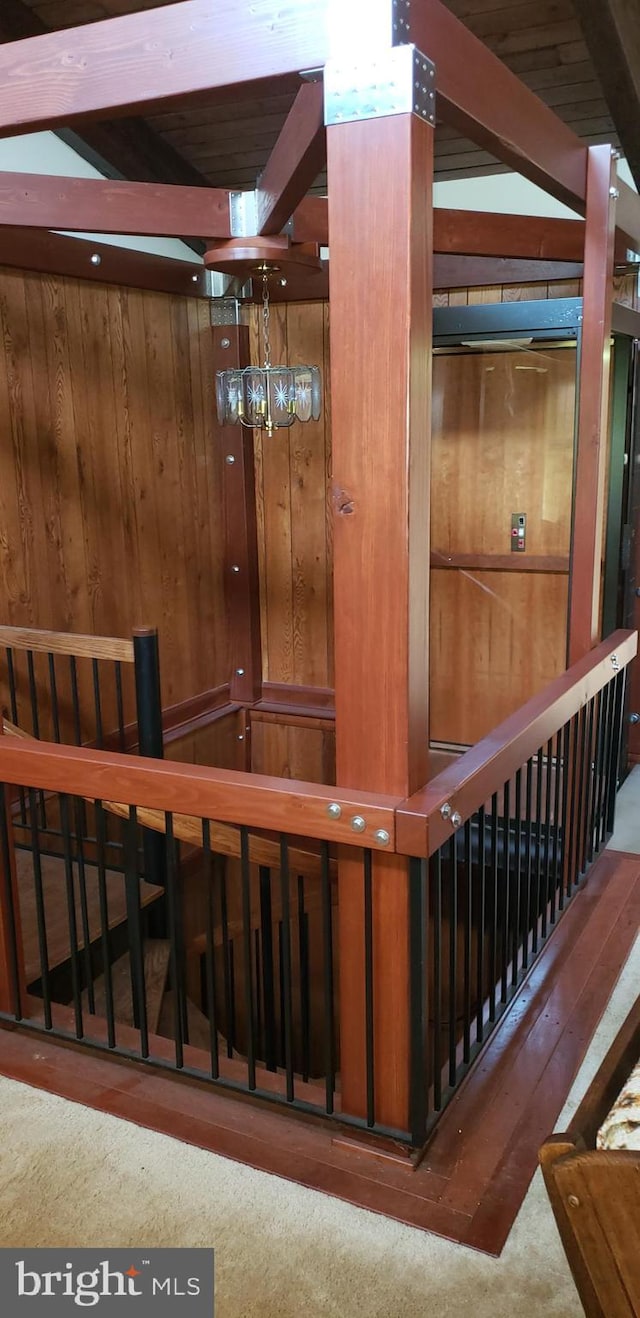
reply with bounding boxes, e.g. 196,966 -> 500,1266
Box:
0,173 -> 231,238
0,624 -> 133,662
0,0 -> 328,133
0,266 -> 228,718
256,81 -> 325,236
327,113 -> 433,1134
569,145 -> 617,663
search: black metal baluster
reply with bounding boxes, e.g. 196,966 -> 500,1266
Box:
448,832 -> 458,1087
541,738 -> 553,940
476,805 -> 486,1045
0,783 -> 23,1020
580,696 -> 595,873
164,813 -> 184,1068
124,806 -> 148,1058
489,793 -> 498,1022
254,929 -> 262,1063
499,780 -> 510,1004
74,797 -> 95,1015
219,860 -> 234,1056
95,800 -> 115,1049
463,818 -> 472,1064
92,659 -> 104,748
202,823 -> 219,1080
114,661 -> 126,754
574,704 -> 589,884
409,857 -> 428,1147
27,650 -> 47,828
592,683 -> 608,854
6,649 -> 26,824
47,652 -> 61,743
240,826 -> 256,1090
363,847 -> 375,1125
522,758 -> 533,968
512,770 -> 522,987
259,865 -> 277,1073
557,721 -> 571,913
320,841 -> 335,1115
27,787 -> 51,1029
280,835 -> 294,1103
297,875 -> 310,1083
531,750 -> 543,953
586,691 -> 601,866
595,681 -> 613,851
565,711 -> 581,898
432,848 -> 443,1110
59,793 -> 83,1038
605,671 -> 627,837
550,729 -> 563,926
69,655 -> 82,745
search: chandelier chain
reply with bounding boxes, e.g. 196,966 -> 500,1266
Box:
262,271 -> 271,370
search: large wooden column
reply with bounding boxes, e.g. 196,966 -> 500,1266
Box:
327,74 -> 433,1129
569,145 -> 617,664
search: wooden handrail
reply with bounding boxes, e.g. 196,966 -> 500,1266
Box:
0,734 -> 400,852
2,718 -> 330,875
0,623 -> 135,663
397,629 -> 638,858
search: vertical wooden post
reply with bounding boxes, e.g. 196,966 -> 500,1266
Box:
328,91 -> 433,1129
0,724 -> 26,1016
214,322 -> 263,709
569,145 -> 617,664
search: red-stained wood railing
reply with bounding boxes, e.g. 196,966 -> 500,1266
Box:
397,630 -> 637,858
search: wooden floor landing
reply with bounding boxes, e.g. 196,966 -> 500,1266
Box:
0,848 -> 638,1257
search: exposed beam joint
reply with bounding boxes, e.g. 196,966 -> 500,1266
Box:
405,0 -> 589,210
256,81 -> 326,236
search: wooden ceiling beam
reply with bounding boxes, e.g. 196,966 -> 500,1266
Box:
0,0 -> 211,189
0,226 -> 209,296
571,0 -> 640,190
0,172 -> 232,238
406,0 -> 589,210
255,81 -> 325,235
0,0 -> 327,136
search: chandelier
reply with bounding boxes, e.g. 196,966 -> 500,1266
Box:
216,269 -> 322,437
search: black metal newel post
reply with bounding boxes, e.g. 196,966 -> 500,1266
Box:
133,628 -> 166,895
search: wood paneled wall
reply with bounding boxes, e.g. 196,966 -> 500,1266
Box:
0,266 -> 228,713
249,301 -> 332,689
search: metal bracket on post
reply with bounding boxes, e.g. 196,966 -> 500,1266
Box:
229,189 -> 259,237
324,44 -> 435,127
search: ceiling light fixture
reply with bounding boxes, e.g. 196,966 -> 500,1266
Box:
216,267 -> 322,437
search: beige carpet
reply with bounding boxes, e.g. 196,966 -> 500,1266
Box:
0,937 -> 638,1317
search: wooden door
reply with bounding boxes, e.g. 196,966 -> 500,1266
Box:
430,344 -> 577,745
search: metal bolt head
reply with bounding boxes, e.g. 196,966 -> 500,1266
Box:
568,1195 -> 580,1209
237,733 -> 244,740
231,564 -> 240,573
280,278 -> 288,287
630,712 -> 640,724
611,653 -> 620,671
221,336 -> 231,348
351,815 -> 366,834
225,454 -> 235,465
374,828 -> 390,846
327,802 -> 342,820
191,274 -> 199,283
236,667 -> 245,676
440,803 -> 452,819
451,811 -> 462,828
90,253 -> 101,266
610,186 -> 620,200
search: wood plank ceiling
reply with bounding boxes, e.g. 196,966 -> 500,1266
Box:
13,0 -> 621,189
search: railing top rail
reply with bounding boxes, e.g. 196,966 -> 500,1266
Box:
0,731 -> 401,852
0,623 -> 137,664
397,629 -> 637,858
